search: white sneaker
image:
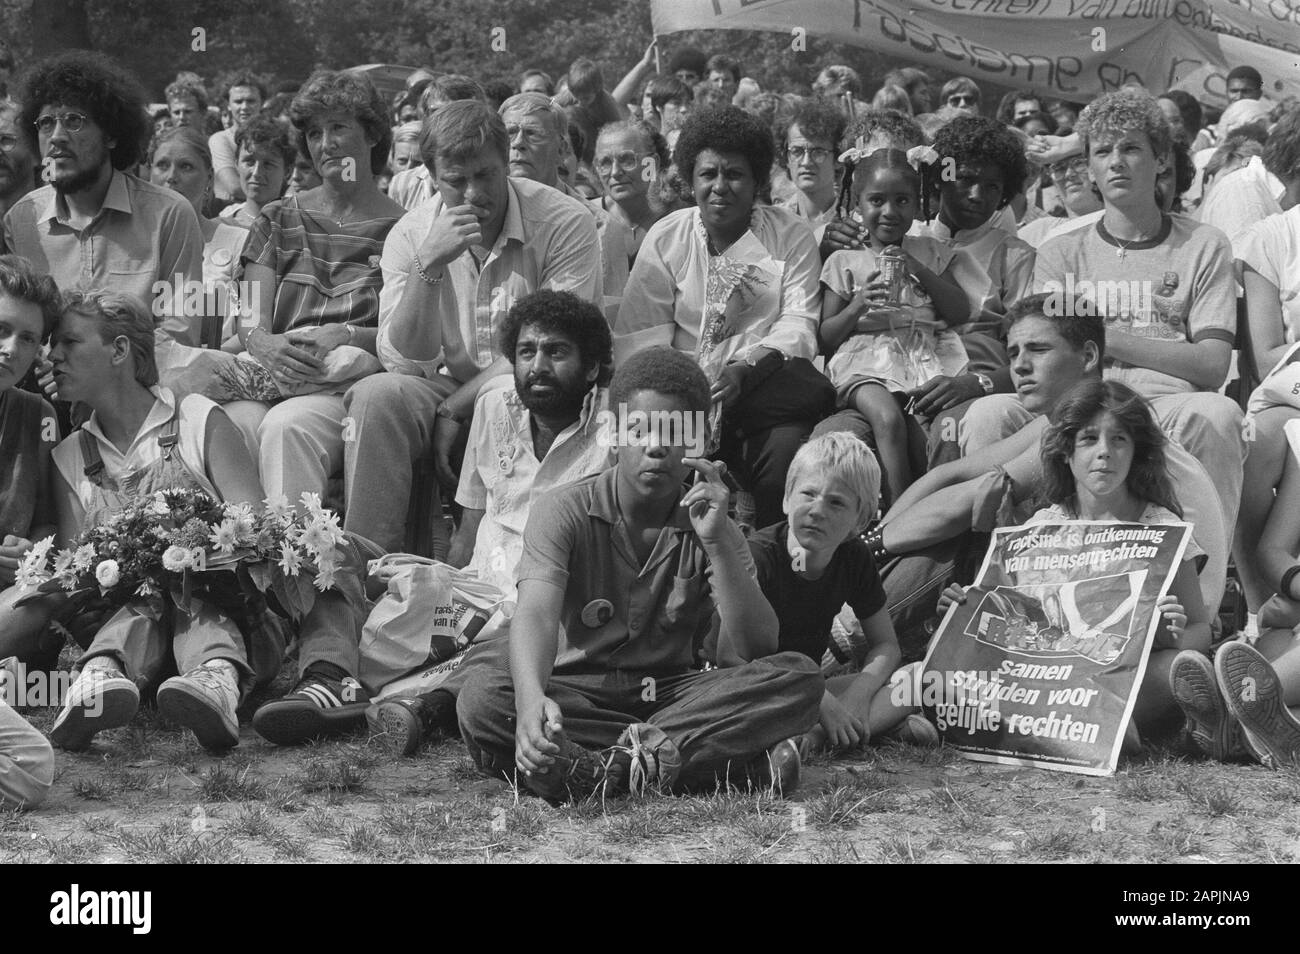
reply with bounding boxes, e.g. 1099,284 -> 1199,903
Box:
157,660 -> 240,751
49,656 -> 139,751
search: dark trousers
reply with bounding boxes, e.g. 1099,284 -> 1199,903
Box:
717,421 -> 814,529
457,651 -> 823,789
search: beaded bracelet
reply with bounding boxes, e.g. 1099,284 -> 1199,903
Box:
413,252 -> 444,286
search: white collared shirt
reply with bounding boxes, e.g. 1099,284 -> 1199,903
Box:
915,216 -> 1036,328
614,205 -> 821,368
377,176 -> 602,383
455,378 -> 610,599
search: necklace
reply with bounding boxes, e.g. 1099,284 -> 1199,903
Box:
1102,216 -> 1164,260
1114,237 -> 1142,261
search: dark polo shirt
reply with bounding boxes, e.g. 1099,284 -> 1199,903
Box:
517,467 -> 744,674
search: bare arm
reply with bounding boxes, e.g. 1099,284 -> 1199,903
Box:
1242,265 -> 1291,375
885,418 -> 1043,519
879,480 -> 984,554
237,261 -> 277,346
611,41 -> 658,106
838,607 -> 902,718
447,507 -> 485,569
819,286 -> 866,355
1158,559 -> 1211,653
910,256 -> 969,327
1104,333 -> 1231,391
442,356 -> 512,420
706,523 -> 778,661
1261,447 -> 1300,597
510,578 -> 567,773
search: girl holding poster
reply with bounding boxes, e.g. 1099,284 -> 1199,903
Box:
940,379 -> 1209,738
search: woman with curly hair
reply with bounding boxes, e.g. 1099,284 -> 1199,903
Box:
775,98 -> 846,243
615,106 -> 825,528
225,69 -> 404,515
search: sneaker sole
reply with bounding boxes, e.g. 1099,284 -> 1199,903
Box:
1170,651 -> 1234,760
366,704 -> 421,757
897,714 -> 941,747
253,700 -> 367,746
157,683 -> 239,752
1216,642 -> 1300,768
50,681 -> 139,752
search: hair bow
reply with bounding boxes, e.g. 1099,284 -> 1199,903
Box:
837,136 -> 873,165
906,145 -> 940,170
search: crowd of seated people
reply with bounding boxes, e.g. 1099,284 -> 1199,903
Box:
5,39 -> 1300,811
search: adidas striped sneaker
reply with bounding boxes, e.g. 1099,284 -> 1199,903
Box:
252,668 -> 370,746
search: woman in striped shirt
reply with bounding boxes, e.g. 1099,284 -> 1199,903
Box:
226,70 -> 405,515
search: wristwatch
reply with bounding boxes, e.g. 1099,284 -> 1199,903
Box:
974,372 -> 995,394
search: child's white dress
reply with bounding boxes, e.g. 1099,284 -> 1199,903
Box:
821,235 -> 968,402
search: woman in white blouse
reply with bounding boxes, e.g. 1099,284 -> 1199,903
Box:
616,106 -> 825,528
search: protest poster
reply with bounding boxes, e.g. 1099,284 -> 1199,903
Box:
916,520 -> 1191,776
651,0 -> 1300,106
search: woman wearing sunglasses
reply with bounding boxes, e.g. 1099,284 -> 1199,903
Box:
940,77 -> 982,117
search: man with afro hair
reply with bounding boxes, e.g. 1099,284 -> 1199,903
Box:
910,115 -> 1036,465
2,51 -> 202,322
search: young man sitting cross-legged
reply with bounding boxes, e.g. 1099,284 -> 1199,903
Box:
456,347 -> 823,802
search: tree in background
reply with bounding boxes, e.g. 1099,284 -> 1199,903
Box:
2,0 -> 996,109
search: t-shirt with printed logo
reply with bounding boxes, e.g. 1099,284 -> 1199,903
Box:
1033,213 -> 1236,398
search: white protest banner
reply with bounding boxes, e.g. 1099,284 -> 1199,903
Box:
651,0 -> 1300,105
918,520 -> 1191,775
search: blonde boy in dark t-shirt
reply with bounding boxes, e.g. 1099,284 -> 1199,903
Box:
721,432 -> 931,754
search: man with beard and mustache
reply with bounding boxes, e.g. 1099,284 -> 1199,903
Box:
447,289 -> 612,600
369,291 -> 614,757
1,52 -> 202,320
0,102 -> 37,219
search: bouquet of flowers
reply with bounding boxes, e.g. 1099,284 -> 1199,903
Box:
13,488 -> 360,622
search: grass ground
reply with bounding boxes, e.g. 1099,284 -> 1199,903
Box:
8,690 -> 1300,864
